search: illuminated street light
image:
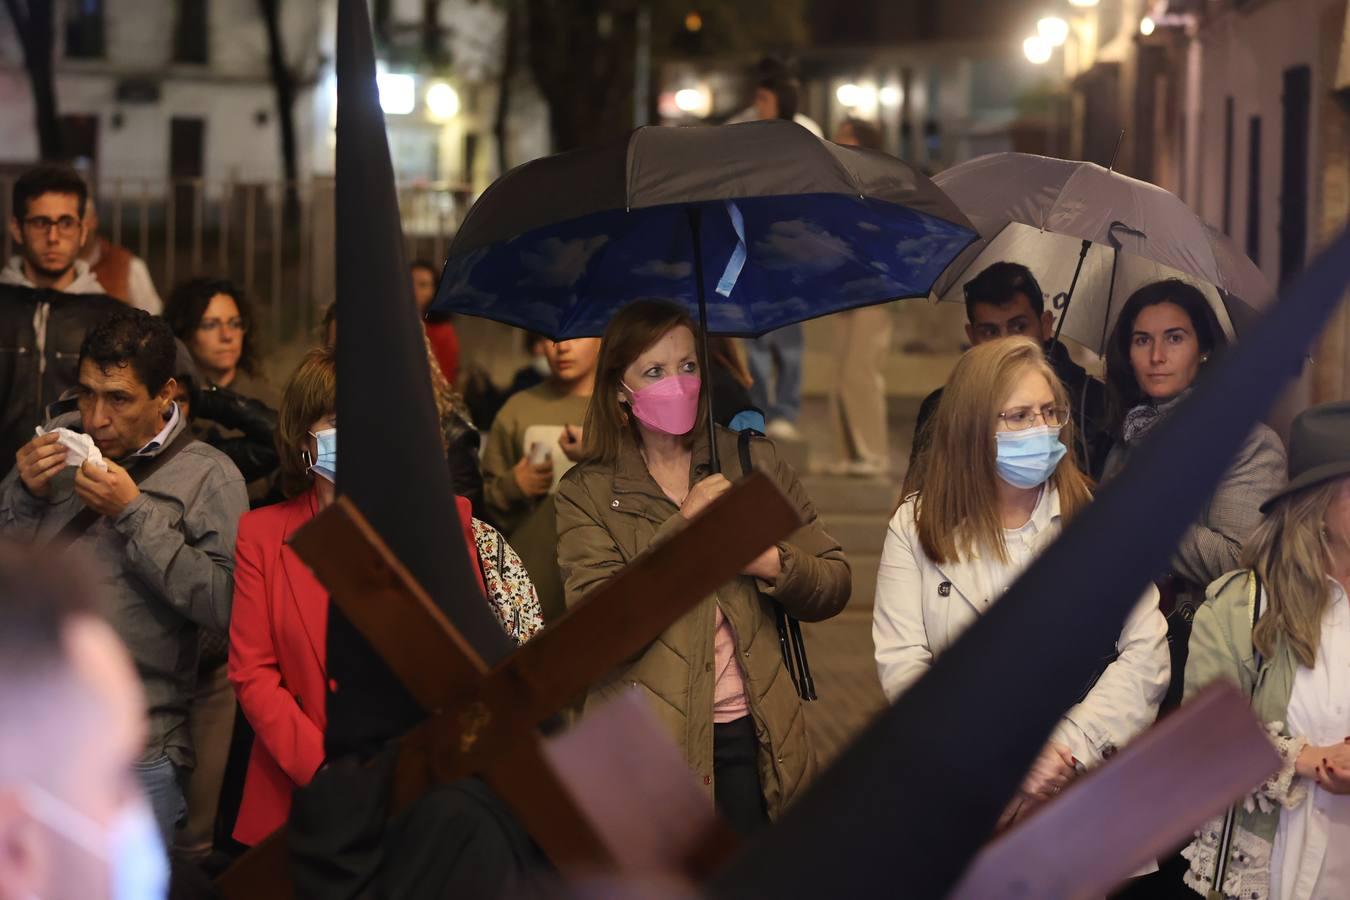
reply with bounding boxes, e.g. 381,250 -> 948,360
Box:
673,86 -> 711,117
425,82 -> 460,120
377,72 -> 415,115
837,83 -> 863,106
879,85 -> 902,107
1023,35 -> 1053,64
1037,16 -> 1069,46
684,11 -> 702,32
1139,16 -> 1156,35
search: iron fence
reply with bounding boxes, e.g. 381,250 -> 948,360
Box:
0,175 -> 474,353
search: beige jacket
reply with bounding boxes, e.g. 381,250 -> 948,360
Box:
555,427 -> 851,818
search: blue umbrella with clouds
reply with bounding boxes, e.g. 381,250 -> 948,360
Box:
432,119 -> 975,702
432,118 -> 976,461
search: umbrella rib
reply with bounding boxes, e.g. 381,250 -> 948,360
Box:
1043,164 -> 1086,234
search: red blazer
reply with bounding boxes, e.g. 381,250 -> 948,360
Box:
228,491 -> 481,845
424,320 -> 460,386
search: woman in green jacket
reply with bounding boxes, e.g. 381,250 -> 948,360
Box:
556,300 -> 851,835
1183,401 -> 1350,900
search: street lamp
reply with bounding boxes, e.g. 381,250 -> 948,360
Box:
673,86 -> 711,117
425,82 -> 460,120
1023,35 -> 1053,64
1139,16 -> 1156,35
1037,16 -> 1070,46
376,72 -> 415,115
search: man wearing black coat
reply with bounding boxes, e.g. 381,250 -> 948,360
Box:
910,262 -> 1112,479
0,166 -> 120,476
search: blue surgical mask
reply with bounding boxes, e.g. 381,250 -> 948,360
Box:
308,427 -> 336,483
995,425 -> 1067,489
24,785 -> 168,900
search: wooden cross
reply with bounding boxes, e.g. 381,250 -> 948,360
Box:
953,682 -> 1278,899
217,471 -> 795,898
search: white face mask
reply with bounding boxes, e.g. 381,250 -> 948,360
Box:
23,784 -> 168,900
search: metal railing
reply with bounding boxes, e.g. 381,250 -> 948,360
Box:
0,175 -> 474,352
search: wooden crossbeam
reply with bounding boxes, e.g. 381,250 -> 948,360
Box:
540,690 -> 738,879
952,682 -> 1279,900
218,472 -> 797,897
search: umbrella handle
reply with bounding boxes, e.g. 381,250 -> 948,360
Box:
687,205 -> 721,474
1052,238 -> 1093,346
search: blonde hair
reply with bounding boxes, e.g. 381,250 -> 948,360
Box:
1244,479 -> 1342,669
276,348 -> 336,498
906,337 -> 1092,564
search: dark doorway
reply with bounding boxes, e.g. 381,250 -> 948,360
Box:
1279,65 -> 1311,283
58,114 -> 99,176
1246,116 -> 1261,267
169,117 -> 205,285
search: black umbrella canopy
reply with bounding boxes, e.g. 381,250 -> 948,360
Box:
444,119 -> 972,257
711,225 -> 1350,897
328,0 -> 513,757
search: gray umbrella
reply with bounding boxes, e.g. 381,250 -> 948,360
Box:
931,152 -> 1271,351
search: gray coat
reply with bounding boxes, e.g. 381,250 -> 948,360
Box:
1103,424 -> 1286,587
0,409 -> 248,767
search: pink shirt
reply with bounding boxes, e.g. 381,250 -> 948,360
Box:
712,605 -> 749,722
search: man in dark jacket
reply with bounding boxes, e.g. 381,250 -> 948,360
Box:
911,262 -> 1112,478
0,166 -> 120,476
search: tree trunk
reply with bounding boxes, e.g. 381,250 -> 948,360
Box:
493,1 -> 519,175
3,0 -> 64,161
524,0 -> 637,153
258,0 -> 299,220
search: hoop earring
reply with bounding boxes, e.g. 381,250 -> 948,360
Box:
301,449 -> 314,470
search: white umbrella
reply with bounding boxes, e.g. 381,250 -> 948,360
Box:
932,152 -> 1271,352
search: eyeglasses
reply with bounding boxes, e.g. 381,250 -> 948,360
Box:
198,318 -> 248,334
998,404 -> 1070,430
22,215 -> 81,236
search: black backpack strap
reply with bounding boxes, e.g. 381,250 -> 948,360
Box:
737,428 -> 755,477
51,426 -> 197,547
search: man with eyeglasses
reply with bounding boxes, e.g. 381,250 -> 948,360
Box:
0,166 -> 121,478
910,262 -> 1112,479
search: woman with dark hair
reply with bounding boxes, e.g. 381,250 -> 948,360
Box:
1102,279 -> 1285,722
163,278 -> 274,404
1103,279 -> 1286,589
556,299 -> 850,835
165,278 -> 280,505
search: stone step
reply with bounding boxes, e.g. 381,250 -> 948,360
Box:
818,512 -> 888,557
800,475 -> 901,516
844,553 -> 880,612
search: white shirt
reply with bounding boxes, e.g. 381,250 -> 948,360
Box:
872,486 -> 1170,767
131,403 -> 181,458
1270,580 -> 1350,900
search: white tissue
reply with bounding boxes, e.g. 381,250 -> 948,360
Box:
35,426 -> 108,471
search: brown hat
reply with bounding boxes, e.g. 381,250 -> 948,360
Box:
1260,400 -> 1350,513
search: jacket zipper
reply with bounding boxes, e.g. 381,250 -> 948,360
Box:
34,298 -> 50,413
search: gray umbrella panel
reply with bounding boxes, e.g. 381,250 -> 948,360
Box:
447,119 -> 973,258
931,152 -> 1272,315
937,221 -> 1257,352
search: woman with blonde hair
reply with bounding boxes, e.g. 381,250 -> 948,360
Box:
1182,401 -> 1350,900
874,336 -> 1168,824
556,299 -> 850,835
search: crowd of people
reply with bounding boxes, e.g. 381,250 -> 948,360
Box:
0,115 -> 1346,900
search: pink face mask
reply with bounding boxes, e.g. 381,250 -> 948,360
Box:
623,374 -> 701,436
